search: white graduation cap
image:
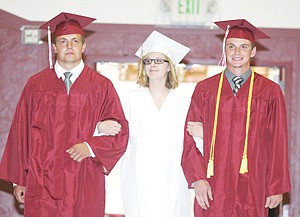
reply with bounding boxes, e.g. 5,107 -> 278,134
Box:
135,30 -> 190,65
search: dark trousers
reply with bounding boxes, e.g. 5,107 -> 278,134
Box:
268,208 -> 276,217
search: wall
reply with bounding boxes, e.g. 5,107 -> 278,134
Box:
0,9 -> 300,217
0,0 -> 300,28
0,11 -> 48,217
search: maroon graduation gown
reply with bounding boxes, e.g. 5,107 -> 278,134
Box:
181,72 -> 291,217
0,66 -> 129,217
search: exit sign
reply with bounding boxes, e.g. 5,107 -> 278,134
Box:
178,0 -> 201,15
170,0 -> 219,25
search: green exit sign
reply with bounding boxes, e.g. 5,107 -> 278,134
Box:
178,0 -> 201,15
170,0 -> 219,25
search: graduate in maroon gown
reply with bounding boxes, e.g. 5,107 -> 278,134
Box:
181,19 -> 291,217
0,12 -> 128,217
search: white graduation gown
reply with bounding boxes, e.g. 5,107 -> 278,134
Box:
121,87 -> 193,217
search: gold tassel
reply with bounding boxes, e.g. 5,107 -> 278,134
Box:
239,156 -> 248,174
207,159 -> 214,178
206,72 -> 224,178
239,69 -> 254,174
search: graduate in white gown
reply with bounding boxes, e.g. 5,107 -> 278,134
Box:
120,31 -> 202,217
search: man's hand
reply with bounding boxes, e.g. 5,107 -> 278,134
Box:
265,194 -> 283,209
97,120 -> 121,136
187,122 -> 203,139
13,185 -> 26,203
194,180 -> 213,210
66,143 -> 91,162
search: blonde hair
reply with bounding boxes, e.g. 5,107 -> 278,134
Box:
136,54 -> 179,89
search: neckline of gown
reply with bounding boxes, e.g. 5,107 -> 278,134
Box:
145,88 -> 174,112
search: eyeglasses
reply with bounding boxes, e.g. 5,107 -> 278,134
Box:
142,58 -> 169,65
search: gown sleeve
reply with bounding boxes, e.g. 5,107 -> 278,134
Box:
85,81 -> 129,175
265,85 -> 291,196
0,79 -> 33,186
181,83 -> 207,188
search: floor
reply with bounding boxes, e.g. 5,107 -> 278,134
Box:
105,215 -> 125,217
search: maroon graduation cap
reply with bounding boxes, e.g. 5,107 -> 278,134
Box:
39,12 -> 96,68
214,19 -> 270,66
40,12 -> 96,37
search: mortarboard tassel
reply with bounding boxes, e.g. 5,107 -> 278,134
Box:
218,25 -> 230,67
47,26 -> 53,69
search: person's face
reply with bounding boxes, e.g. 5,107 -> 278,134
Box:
144,52 -> 170,83
53,34 -> 86,69
225,38 -> 256,71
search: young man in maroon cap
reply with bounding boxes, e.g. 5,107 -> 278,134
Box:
181,19 -> 291,217
0,12 -> 128,217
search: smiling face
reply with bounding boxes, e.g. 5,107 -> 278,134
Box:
53,33 -> 86,70
225,37 -> 256,75
144,52 -> 170,83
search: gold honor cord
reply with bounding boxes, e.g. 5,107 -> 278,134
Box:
239,69 -> 254,173
207,71 -> 224,178
207,69 -> 254,178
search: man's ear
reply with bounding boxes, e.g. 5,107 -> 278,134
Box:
250,46 -> 256,58
82,42 -> 87,53
52,43 -> 57,54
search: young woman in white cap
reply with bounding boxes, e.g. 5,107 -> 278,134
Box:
120,30 -> 202,217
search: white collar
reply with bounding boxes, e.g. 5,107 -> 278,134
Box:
54,60 -> 84,83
